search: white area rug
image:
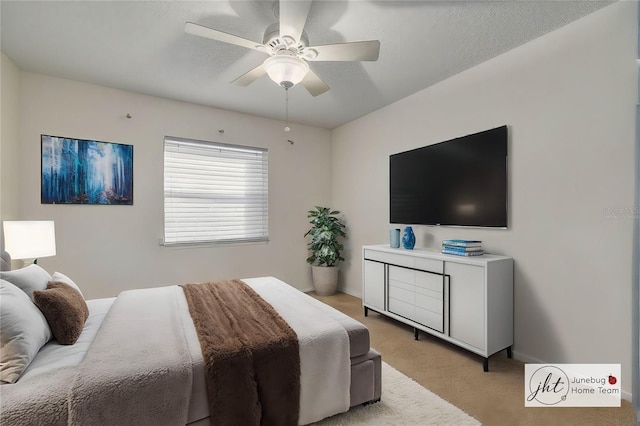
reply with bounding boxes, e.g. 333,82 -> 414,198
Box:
315,362 -> 480,425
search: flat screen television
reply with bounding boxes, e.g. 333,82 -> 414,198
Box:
390,125 -> 508,228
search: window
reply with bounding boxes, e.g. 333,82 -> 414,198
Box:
163,136 -> 268,246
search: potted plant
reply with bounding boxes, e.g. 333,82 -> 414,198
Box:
304,206 -> 346,296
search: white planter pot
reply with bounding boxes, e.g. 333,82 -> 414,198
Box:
311,265 -> 339,296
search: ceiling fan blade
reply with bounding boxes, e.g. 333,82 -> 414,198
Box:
185,22 -> 264,52
279,0 -> 312,43
231,63 -> 267,87
301,68 -> 329,97
305,40 -> 380,62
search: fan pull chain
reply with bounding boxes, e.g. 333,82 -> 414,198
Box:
284,87 -> 291,132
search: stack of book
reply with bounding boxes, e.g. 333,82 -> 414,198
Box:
441,240 -> 484,256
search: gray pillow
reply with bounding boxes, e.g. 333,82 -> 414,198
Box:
0,264 -> 52,300
0,250 -> 11,271
0,279 -> 52,383
51,271 -> 84,299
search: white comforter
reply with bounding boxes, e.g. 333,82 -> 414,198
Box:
0,277 -> 351,426
245,277 -> 351,424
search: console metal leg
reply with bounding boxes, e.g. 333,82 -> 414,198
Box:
507,346 -> 513,358
414,328 -> 419,341
364,306 -> 369,317
483,358 -> 489,372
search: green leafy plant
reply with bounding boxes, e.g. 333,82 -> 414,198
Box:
304,206 -> 346,267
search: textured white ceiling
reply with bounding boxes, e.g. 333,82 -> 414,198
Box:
1,1 -> 612,129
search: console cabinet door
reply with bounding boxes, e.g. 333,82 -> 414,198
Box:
363,260 -> 385,311
448,262 -> 485,351
388,265 -> 415,321
414,270 -> 444,333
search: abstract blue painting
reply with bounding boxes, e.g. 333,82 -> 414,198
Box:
41,135 -> 133,205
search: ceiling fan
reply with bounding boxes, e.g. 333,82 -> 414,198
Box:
185,0 -> 380,97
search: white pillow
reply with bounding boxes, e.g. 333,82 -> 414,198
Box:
0,279 -> 52,383
51,271 -> 84,299
0,264 -> 52,300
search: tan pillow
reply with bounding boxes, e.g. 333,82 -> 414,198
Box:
33,282 -> 89,345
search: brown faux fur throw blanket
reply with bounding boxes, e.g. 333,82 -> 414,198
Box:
182,280 -> 300,426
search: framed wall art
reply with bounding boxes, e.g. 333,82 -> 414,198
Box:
41,135 -> 133,205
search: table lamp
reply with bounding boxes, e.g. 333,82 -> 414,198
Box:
3,221 -> 56,268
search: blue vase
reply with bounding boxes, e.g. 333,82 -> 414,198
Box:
402,226 -> 415,250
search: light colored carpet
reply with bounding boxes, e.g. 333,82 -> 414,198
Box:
311,292 -> 638,425
315,362 -> 480,425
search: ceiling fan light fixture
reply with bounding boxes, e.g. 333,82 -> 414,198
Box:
264,55 -> 309,89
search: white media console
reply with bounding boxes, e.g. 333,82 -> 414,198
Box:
362,244 -> 513,371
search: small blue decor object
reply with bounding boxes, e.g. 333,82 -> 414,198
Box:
402,226 -> 415,250
390,228 -> 401,248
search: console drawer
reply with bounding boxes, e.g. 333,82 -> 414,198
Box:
363,249 -> 415,269
388,282 -> 414,304
389,265 -> 414,284
415,257 -> 444,274
388,298 -> 414,319
382,253 -> 415,269
416,293 -> 443,314
415,307 -> 443,332
415,270 -> 443,293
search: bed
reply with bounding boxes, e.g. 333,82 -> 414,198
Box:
0,265 -> 381,425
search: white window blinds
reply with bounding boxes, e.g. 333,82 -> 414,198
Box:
164,137 -> 268,246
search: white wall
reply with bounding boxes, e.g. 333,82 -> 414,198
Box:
332,2 -> 637,398
15,73 -> 332,298
4,0 -> 637,401
1,53 -> 21,224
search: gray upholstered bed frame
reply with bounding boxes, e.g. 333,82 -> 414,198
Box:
350,349 -> 382,407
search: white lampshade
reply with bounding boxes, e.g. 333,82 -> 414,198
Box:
264,55 -> 310,89
3,221 -> 56,260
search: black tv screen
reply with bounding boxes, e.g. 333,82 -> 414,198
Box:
390,125 -> 508,228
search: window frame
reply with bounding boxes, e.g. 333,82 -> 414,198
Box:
163,136 -> 269,247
